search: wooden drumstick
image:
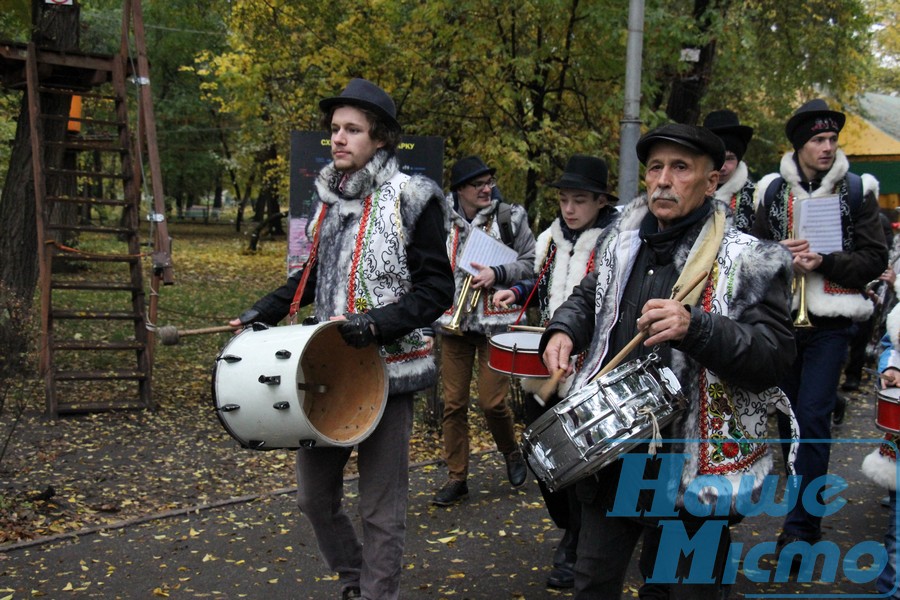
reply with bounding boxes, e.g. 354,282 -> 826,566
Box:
508,324 -> 546,333
593,270 -> 709,380
157,324 -> 238,346
534,367 -> 566,407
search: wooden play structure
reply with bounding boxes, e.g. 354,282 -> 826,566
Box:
0,1 -> 171,416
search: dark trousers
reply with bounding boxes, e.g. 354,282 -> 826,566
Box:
844,317 -> 876,381
777,327 -> 851,540
525,392 -> 581,561
574,506 -> 733,599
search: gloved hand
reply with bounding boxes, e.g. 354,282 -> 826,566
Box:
338,312 -> 378,348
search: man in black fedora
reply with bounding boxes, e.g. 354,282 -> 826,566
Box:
493,154 -> 618,588
753,98 -> 886,559
229,77 -> 454,600
433,155 -> 535,506
703,109 -> 757,233
540,123 -> 796,597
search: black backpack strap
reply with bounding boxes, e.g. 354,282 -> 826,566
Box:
497,202 -> 514,247
845,172 -> 864,216
763,176 -> 785,209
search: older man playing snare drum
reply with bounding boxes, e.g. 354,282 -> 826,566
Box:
539,123 -> 797,599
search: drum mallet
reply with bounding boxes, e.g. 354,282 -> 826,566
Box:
155,324 -> 238,346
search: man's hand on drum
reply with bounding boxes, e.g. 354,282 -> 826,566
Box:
493,289 -> 516,309
882,368 -> 900,389
638,299 -> 691,346
470,262 -> 496,290
331,313 -> 379,348
542,331 -> 574,375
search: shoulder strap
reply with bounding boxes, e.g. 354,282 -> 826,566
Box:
846,172 -> 864,215
763,177 -> 785,209
497,202 -> 514,247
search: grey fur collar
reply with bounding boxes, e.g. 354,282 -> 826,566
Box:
315,150 -> 398,203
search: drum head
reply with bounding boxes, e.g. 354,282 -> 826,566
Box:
301,325 -> 387,443
490,331 -> 540,351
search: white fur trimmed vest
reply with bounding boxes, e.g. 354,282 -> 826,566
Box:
573,197 -> 797,509
714,161 -> 756,234
310,152 -> 438,395
756,150 -> 878,321
521,220 -> 603,398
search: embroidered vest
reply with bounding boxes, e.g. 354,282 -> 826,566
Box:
312,170 -> 435,395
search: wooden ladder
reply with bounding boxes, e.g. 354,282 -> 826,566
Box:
24,41 -> 159,416
0,1 -> 173,416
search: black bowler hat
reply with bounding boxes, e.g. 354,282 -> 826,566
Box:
548,155 -> 618,203
450,156 -> 496,190
702,110 -> 753,162
636,123 -> 726,170
785,98 -> 845,150
319,78 -> 400,130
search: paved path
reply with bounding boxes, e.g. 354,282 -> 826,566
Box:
0,387 -> 892,599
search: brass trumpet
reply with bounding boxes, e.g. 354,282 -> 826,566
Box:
793,273 -> 813,328
443,274 -> 483,336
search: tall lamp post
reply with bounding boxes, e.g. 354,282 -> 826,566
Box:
618,0 -> 645,204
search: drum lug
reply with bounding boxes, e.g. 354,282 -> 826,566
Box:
218,354 -> 242,363
247,440 -> 266,449
302,316 -> 319,326
275,349 -> 291,359
299,439 -> 316,448
273,401 -> 290,410
258,375 -> 281,385
217,403 -> 240,412
251,322 -> 270,331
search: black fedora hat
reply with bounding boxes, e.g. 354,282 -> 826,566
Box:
785,98 -> 845,149
636,123 -> 726,170
548,155 -> 618,203
450,156 -> 496,190
319,78 -> 400,130
703,110 -> 753,160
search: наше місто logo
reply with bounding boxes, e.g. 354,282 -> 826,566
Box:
605,439 -> 897,597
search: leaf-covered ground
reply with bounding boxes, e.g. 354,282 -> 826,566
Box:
0,221 -> 501,546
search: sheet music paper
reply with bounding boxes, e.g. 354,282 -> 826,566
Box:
796,195 -> 843,254
458,227 -> 518,276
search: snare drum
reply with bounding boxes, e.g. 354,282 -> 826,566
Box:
876,387 -> 900,434
489,331 -> 549,378
522,355 -> 684,491
212,321 -> 388,449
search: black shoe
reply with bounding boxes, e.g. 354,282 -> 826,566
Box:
841,376 -> 860,392
341,586 -> 361,600
832,395 -> 847,425
505,448 -> 528,488
552,528 -> 578,567
547,561 -> 575,589
432,479 -> 468,506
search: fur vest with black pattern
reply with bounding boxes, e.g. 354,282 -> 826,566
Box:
714,161 -> 756,234
575,196 -> 795,511
309,150 -> 444,395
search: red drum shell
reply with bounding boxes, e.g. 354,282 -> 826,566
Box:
488,331 -> 549,378
876,387 -> 900,434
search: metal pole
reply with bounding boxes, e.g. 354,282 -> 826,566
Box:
618,0 -> 645,204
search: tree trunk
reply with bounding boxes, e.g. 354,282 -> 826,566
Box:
665,0 -> 720,125
0,1 -> 80,316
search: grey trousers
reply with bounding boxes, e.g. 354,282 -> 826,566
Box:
296,393 -> 413,600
